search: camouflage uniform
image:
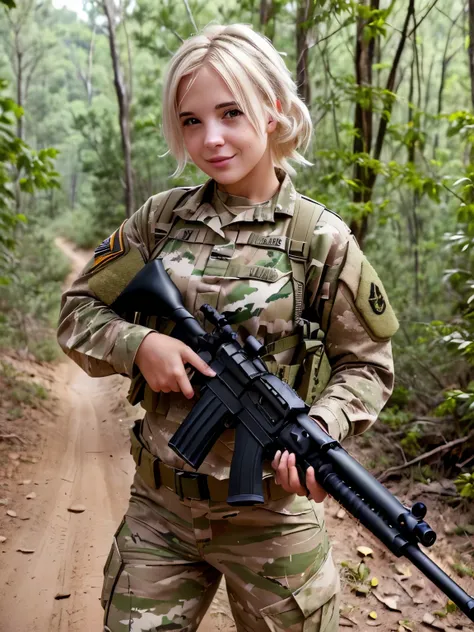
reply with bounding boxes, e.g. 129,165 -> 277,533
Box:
58,169 -> 397,631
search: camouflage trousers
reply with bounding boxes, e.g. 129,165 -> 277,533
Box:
101,471 -> 340,632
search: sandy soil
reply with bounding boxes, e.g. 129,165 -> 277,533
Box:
0,240 -> 472,632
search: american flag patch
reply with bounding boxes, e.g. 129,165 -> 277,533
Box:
92,221 -> 126,269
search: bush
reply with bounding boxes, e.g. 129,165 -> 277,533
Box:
0,226 -> 71,355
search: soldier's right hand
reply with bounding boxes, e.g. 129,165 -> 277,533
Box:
135,333 -> 216,399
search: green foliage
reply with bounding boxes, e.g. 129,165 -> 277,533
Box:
0,361 -> 49,408
454,472 -> 474,500
379,406 -> 412,430
0,228 -> 71,358
0,78 -> 60,284
400,429 -> 422,458
452,562 -> 474,578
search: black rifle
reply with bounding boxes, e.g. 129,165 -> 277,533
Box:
112,259 -> 474,622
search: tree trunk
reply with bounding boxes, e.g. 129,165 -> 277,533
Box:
469,0 -> 474,110
16,49 -> 23,141
350,0 -> 415,247
259,0 -> 275,41
86,25 -> 96,106
296,0 -> 314,105
102,0 -> 134,218
350,0 -> 378,244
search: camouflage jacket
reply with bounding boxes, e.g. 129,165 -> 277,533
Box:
57,170 -> 397,479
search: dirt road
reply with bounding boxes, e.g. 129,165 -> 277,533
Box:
0,242 -> 137,631
0,240 -> 472,632
0,240 -> 232,632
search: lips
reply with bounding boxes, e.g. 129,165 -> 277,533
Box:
208,155 -> 235,164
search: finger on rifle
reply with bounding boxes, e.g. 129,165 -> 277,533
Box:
271,450 -> 282,470
176,371 -> 195,399
306,466 -> 327,504
272,450 -> 282,485
277,450 -> 290,489
183,347 -> 216,377
288,453 -> 307,495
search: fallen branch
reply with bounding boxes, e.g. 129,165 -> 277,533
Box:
0,434 -> 26,444
456,454 -> 474,469
378,431 -> 474,483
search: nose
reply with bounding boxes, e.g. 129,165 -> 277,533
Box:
204,122 -> 225,149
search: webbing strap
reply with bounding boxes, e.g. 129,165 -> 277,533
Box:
288,196 -> 325,322
263,333 -> 300,356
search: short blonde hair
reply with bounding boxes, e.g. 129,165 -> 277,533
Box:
162,24 -> 313,177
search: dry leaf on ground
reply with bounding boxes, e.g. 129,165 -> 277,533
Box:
422,613 -> 445,630
372,592 -> 401,611
357,546 -> 374,557
394,562 -> 412,579
411,578 -> 425,591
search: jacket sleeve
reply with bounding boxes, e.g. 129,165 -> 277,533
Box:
305,217 -> 398,442
57,192 -> 170,378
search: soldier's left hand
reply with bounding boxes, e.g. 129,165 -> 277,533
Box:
271,450 -> 327,503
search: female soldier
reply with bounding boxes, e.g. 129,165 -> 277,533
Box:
57,23 -> 397,632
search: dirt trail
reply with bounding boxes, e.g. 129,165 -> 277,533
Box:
0,240 -> 472,632
0,243 -> 136,631
0,240 -> 230,632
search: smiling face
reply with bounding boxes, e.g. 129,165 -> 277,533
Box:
176,65 -> 278,200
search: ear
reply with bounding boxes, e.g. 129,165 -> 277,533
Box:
267,118 -> 277,134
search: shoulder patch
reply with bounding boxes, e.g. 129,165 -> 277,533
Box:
88,248 -> 145,306
356,258 -> 398,340
91,221 -> 127,271
340,239 -> 398,341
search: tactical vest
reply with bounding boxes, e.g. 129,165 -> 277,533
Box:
128,186 -> 333,412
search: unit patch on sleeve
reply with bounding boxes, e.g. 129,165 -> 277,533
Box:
91,222 -> 126,271
356,258 -> 398,340
369,282 -> 386,315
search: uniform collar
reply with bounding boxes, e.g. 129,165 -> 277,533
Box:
172,168 -> 297,225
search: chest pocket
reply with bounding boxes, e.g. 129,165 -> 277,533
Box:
214,240 -> 295,337
129,195 -> 333,412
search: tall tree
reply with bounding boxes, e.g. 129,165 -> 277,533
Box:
296,0 -> 315,104
350,0 -> 416,246
469,0 -> 474,109
101,0 -> 134,218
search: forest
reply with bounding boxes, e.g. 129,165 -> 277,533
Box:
0,0 -> 474,629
